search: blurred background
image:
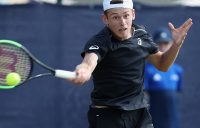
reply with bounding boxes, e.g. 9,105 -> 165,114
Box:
0,0 -> 200,128
1,0 -> 200,5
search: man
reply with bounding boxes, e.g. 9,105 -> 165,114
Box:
68,0 -> 193,128
144,28 -> 183,128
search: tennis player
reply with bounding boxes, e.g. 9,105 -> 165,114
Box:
68,0 -> 193,128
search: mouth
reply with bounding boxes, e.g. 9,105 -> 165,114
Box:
119,28 -> 127,32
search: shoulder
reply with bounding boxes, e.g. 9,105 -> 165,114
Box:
133,24 -> 158,54
134,25 -> 148,33
133,24 -> 151,39
133,24 -> 154,44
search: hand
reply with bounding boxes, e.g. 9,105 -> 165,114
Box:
168,18 -> 193,48
66,53 -> 98,85
67,63 -> 91,85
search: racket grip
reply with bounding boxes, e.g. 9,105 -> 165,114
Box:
55,70 -> 76,79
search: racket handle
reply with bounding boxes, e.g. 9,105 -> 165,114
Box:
55,70 -> 76,79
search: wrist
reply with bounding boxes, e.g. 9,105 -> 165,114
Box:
172,42 -> 182,49
76,63 -> 92,79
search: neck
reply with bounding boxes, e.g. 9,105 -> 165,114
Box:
114,27 -> 135,41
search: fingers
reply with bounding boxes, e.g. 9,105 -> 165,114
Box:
168,22 -> 175,31
182,18 -> 193,33
67,69 -> 90,85
179,18 -> 193,39
167,18 -> 193,48
168,18 -> 193,32
73,71 -> 87,85
168,18 -> 193,40
181,18 -> 193,28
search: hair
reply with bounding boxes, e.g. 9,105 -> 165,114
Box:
104,10 -> 108,15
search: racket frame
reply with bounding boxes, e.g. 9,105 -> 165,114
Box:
0,40 -> 55,89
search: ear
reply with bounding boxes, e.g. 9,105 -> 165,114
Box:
101,13 -> 108,26
132,9 -> 136,20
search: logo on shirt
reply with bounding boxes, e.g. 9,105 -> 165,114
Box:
89,45 -> 99,50
137,38 -> 142,45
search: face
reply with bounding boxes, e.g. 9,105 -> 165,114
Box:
102,8 -> 135,41
158,42 -> 172,52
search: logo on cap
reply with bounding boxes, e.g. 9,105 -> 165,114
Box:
110,0 -> 123,4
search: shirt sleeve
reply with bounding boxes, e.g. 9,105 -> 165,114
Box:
143,33 -> 159,55
81,37 -> 109,62
134,25 -> 159,55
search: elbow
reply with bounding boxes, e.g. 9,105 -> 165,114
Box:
160,68 -> 169,72
157,65 -> 170,72
156,59 -> 172,72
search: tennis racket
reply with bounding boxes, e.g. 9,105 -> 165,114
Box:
0,39 -> 76,89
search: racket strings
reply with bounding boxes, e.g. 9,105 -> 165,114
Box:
0,44 -> 31,85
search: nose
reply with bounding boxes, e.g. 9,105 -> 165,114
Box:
119,17 -> 126,26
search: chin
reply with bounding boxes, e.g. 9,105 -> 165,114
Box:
120,34 -> 129,40
113,32 -> 129,40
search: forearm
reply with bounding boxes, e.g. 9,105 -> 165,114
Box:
157,18 -> 192,71
159,43 -> 181,71
71,52 -> 98,85
76,53 -> 98,75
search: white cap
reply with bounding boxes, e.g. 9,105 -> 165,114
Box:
103,0 -> 133,11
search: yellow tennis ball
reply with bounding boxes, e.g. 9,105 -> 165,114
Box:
6,72 -> 21,86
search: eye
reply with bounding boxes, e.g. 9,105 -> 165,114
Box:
123,14 -> 130,19
112,16 -> 120,20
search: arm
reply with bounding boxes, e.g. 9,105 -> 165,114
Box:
147,44 -> 181,71
69,52 -> 98,85
148,18 -> 193,71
